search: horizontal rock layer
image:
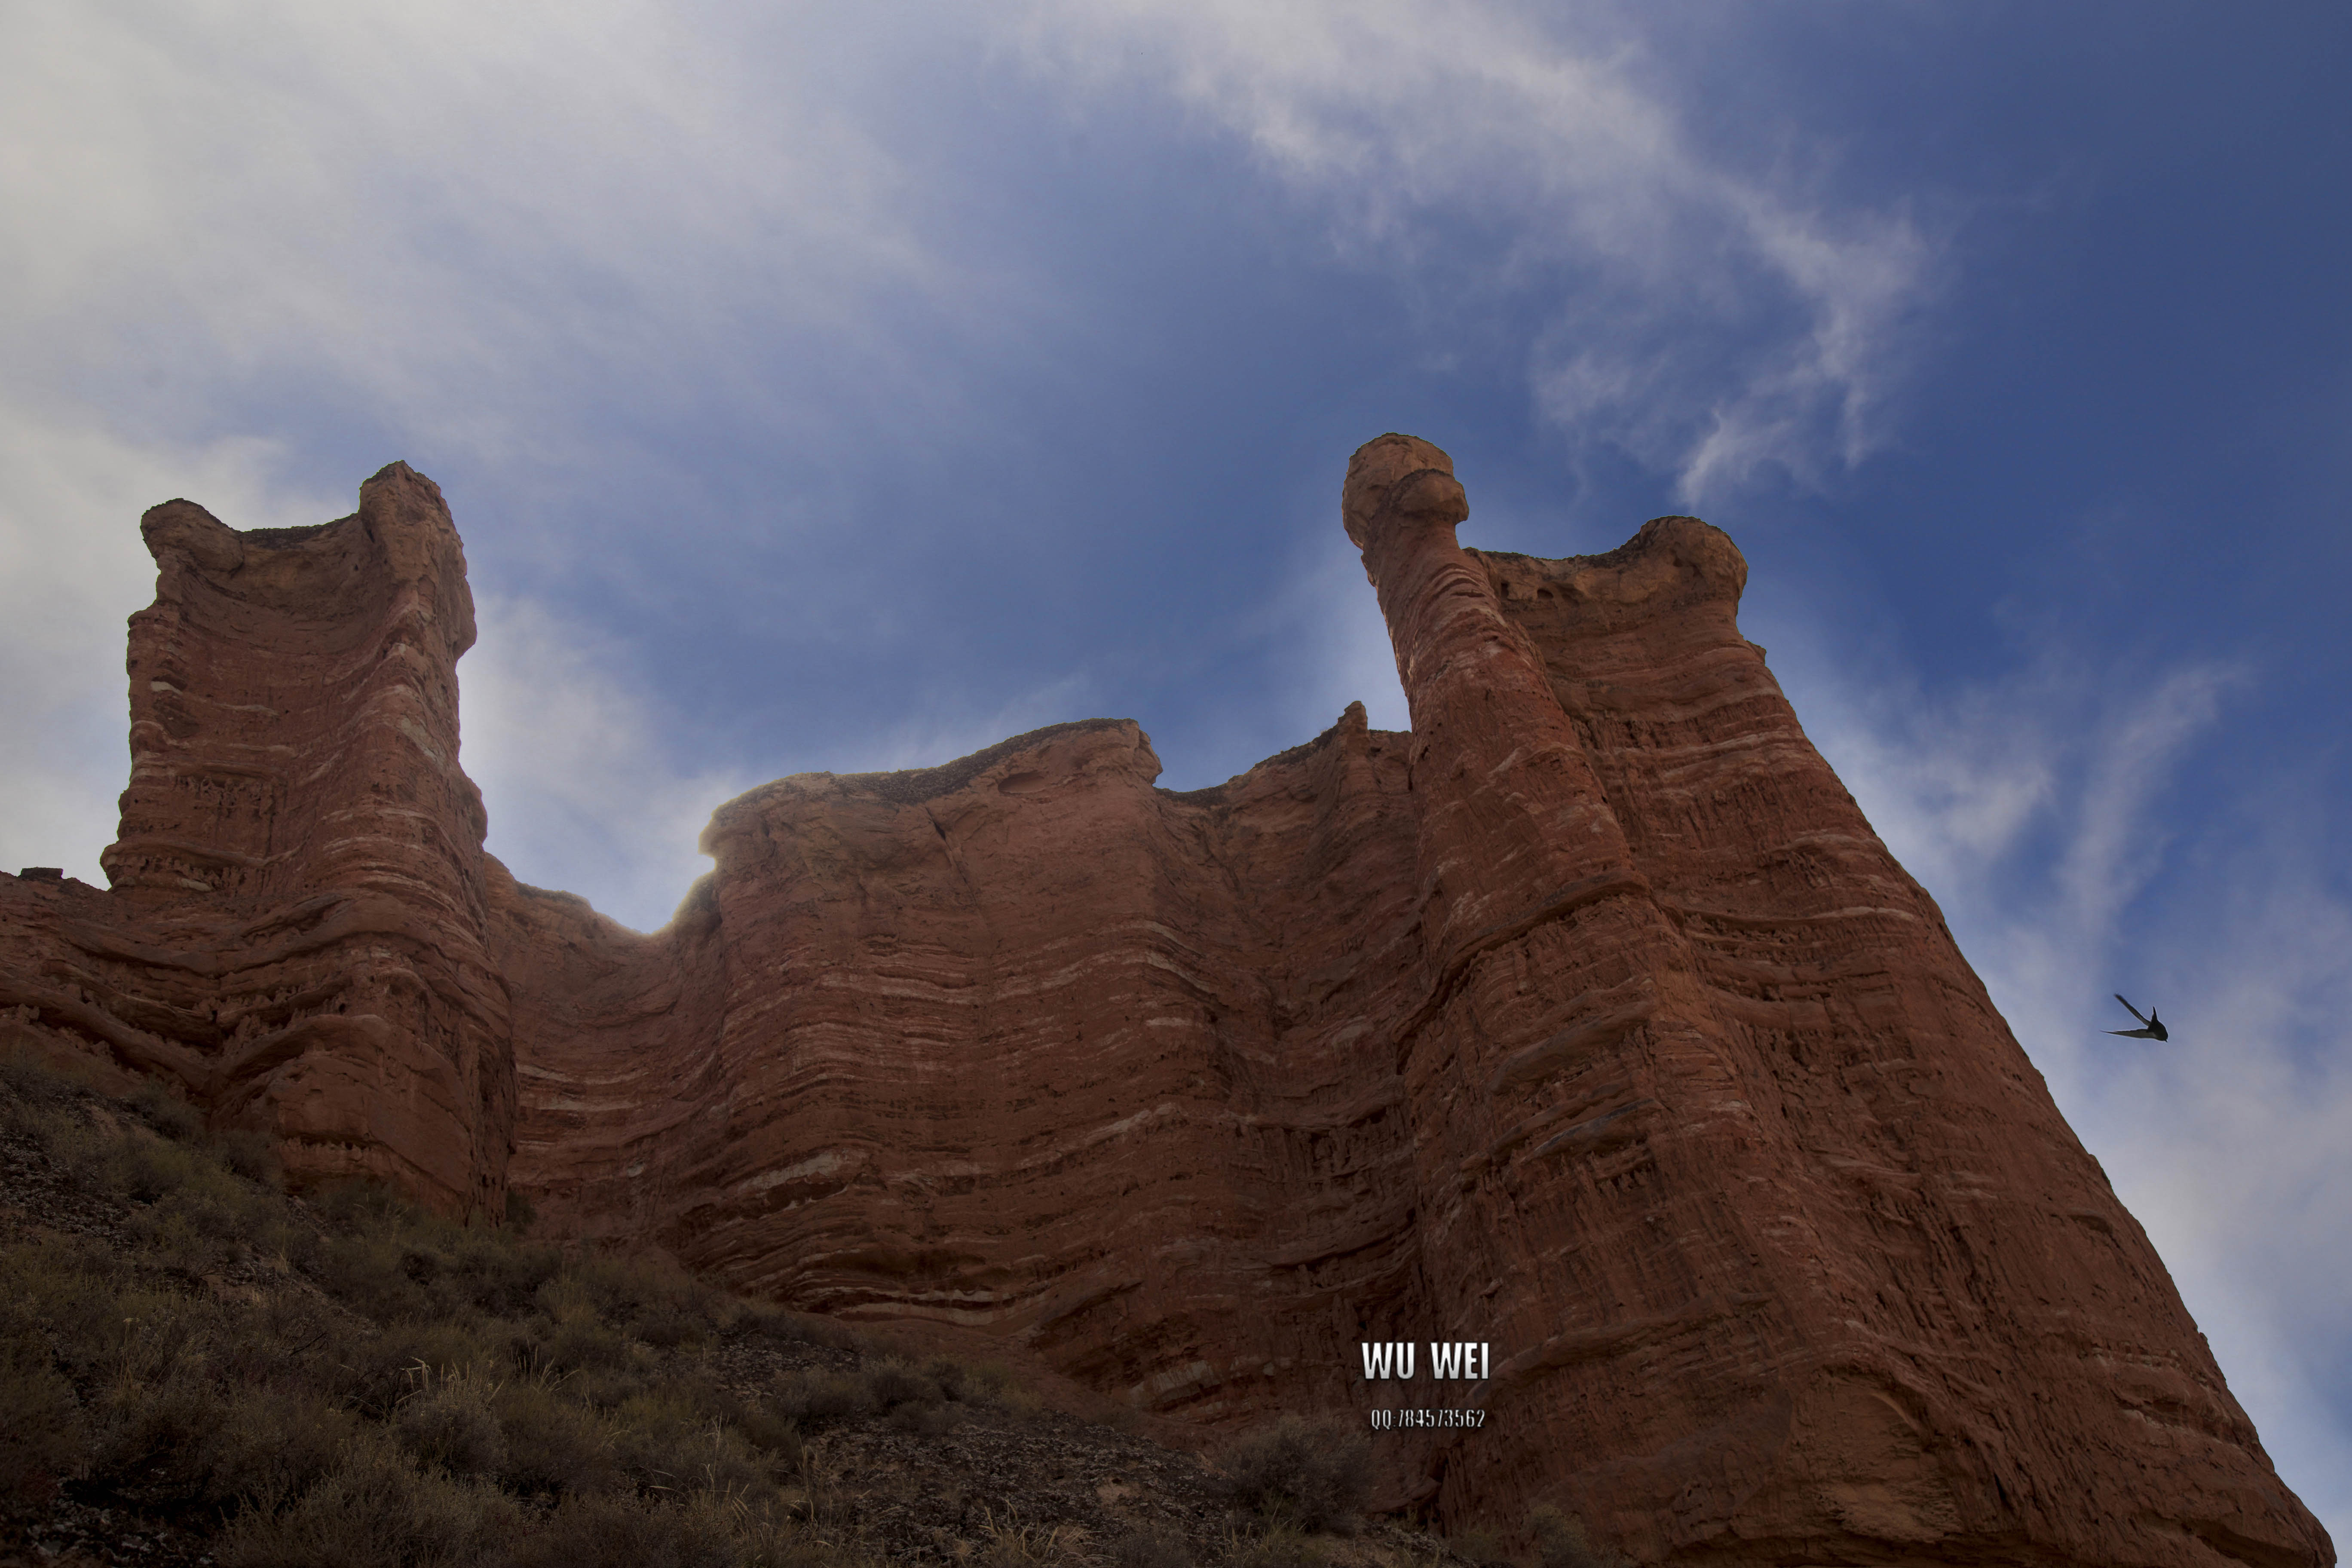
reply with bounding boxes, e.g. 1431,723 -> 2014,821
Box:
0,440 -> 2327,1568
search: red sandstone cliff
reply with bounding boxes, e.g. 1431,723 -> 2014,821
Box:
3,467 -> 511,1213
0,443 -> 2329,1568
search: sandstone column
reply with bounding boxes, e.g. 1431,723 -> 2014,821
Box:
1343,432 -> 2331,1568
101,464 -> 512,1212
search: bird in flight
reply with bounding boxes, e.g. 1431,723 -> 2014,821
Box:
2107,995 -> 2168,1041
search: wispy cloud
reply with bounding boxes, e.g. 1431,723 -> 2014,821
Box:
0,0 -> 964,474
1260,528 -> 1413,739
1773,634 -> 2352,1540
11,0 -> 1939,509
837,672 -> 1106,780
4,0 -> 1947,845
460,594 -> 755,933
1011,0 -> 1939,502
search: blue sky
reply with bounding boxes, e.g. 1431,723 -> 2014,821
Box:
3,0 -> 2346,1536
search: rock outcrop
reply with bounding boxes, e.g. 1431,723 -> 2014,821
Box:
0,442 -> 2329,1568
3,467 -> 511,1213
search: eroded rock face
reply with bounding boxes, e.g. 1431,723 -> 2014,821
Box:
1,465 -> 511,1213
1329,436 -> 2328,1564
0,441 -> 2328,1568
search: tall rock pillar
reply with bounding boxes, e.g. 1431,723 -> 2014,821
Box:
1345,432 -> 2330,1568
96,463 -> 513,1213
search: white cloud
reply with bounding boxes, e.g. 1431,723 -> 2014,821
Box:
1264,527 -> 1412,741
461,594 -> 754,933
0,0 -> 960,473
4,0 -> 1940,563
1772,634 -> 2352,1542
1010,0 -> 1938,502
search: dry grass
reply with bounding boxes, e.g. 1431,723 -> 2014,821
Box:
1524,1505 -> 1630,1568
1225,1521 -> 1333,1568
973,1505 -> 1094,1568
0,1047 -> 885,1565
5,1047 -> 1464,1568
1112,1527 -> 1195,1568
1213,1415 -> 1373,1534
1446,1526 -> 1509,1568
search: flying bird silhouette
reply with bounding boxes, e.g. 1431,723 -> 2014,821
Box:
2106,995 -> 2168,1041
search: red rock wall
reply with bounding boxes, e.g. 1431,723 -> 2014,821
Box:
1,464 -> 511,1213
496,710 -> 1442,1426
0,441 -> 2328,1568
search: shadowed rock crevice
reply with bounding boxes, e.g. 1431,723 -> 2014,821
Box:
0,437 -> 2330,1568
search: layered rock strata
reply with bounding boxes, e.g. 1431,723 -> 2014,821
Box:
0,441 -> 2328,1568
1,466 -> 511,1212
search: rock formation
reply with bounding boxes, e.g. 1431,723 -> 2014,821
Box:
0,441 -> 2330,1568
3,467 -> 511,1214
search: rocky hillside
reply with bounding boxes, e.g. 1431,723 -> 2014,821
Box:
2,1047 -> 1485,1568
